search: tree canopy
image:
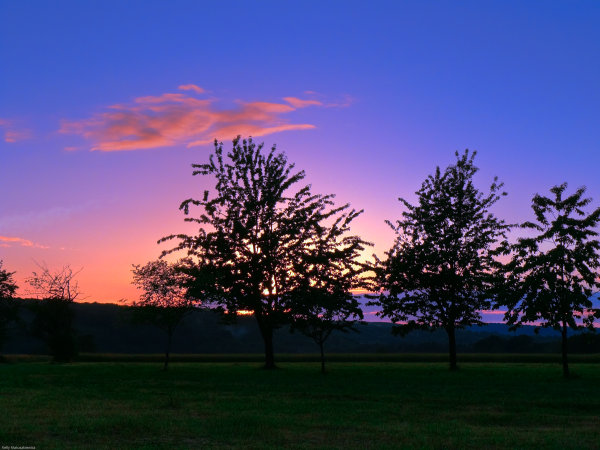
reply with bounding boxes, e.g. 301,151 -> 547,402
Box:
0,260 -> 19,353
161,136 -> 368,368
498,183 -> 600,377
372,150 -> 509,369
0,260 -> 18,300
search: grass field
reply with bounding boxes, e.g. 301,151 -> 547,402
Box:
1,359 -> 599,449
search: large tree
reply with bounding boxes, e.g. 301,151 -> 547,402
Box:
0,260 -> 19,354
372,150 -> 509,370
162,136 -> 367,369
131,259 -> 196,370
498,183 -> 600,378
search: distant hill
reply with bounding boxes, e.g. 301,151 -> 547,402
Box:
2,299 -> 598,355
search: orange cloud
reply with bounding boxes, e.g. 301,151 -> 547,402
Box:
59,87 -> 328,151
0,119 -> 31,143
0,236 -> 48,249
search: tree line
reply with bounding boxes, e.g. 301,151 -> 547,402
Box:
2,137 -> 599,377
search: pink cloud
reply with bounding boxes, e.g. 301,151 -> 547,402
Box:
59,87 -> 331,151
0,119 -> 32,143
178,84 -> 205,94
283,97 -> 323,108
0,236 -> 48,249
187,123 -> 315,147
480,310 -> 507,315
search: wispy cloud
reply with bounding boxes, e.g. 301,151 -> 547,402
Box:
0,236 -> 48,249
0,118 -> 32,143
59,86 -> 344,151
299,91 -> 354,108
283,97 -> 323,108
178,84 -> 205,94
481,310 -> 507,315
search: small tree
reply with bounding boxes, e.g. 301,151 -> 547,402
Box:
291,291 -> 364,374
289,210 -> 369,373
162,136 -> 366,369
131,260 -> 195,370
0,260 -> 19,355
372,150 -> 509,370
498,183 -> 600,378
27,263 -> 81,362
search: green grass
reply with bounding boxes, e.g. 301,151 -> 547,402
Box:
1,361 -> 599,449
5,352 -> 600,364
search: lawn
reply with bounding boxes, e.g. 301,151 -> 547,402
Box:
1,360 -> 599,449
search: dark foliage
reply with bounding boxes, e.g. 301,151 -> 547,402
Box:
472,335 -> 539,353
497,183 -> 600,377
568,332 -> 600,353
372,150 -> 509,369
162,136 -> 367,368
0,260 -> 19,354
30,298 -> 78,362
1,300 -> 576,356
27,264 -> 81,362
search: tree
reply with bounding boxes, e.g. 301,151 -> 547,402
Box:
0,260 -> 19,355
290,291 -> 364,374
161,136 -> 367,369
289,209 -> 369,373
498,183 -> 600,378
372,150 -> 509,370
27,263 -> 81,362
131,259 -> 196,370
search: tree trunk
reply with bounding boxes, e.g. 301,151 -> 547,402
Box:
446,325 -> 458,371
259,323 -> 276,369
561,321 -> 569,378
164,329 -> 173,371
319,341 -> 326,374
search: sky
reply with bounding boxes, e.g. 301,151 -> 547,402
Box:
1,1 -> 599,308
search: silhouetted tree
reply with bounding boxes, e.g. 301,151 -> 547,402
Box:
131,259 -> 196,370
162,136 -> 367,369
289,210 -> 369,373
372,150 -> 509,370
0,260 -> 19,355
497,183 -> 600,378
28,263 -> 81,362
291,291 -> 364,374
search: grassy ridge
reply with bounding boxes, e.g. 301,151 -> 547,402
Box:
1,361 -> 600,448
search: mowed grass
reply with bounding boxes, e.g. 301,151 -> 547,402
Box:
1,361 -> 599,449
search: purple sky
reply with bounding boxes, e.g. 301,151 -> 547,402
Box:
1,1 -> 599,305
